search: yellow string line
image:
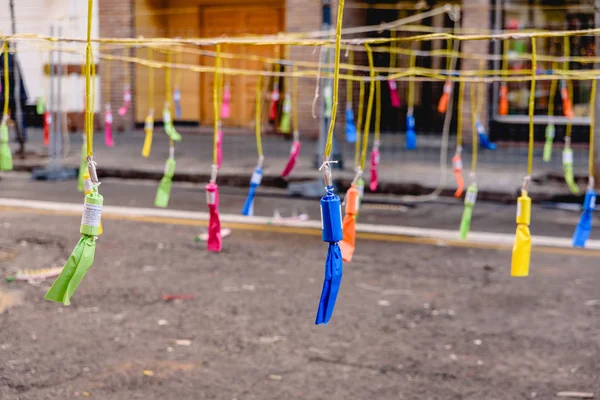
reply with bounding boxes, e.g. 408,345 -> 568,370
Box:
354,79 -> 365,168
360,43 -> 375,170
527,37 -> 536,177
166,52 -> 172,112
470,82 -> 477,173
255,74 -> 263,158
148,47 -> 154,111
374,80 -> 381,143
175,45 -> 183,88
283,44 -> 290,94
273,45 -> 281,90
292,65 -> 299,133
346,50 -> 353,105
445,38 -> 452,71
476,61 -> 486,117
547,62 -> 558,117
323,0 -> 344,159
389,31 -> 396,70
105,54 -> 110,105
3,42 -> 8,117
407,49 -> 417,109
84,0 -> 93,157
213,44 -> 220,166
456,81 -> 464,147
589,79 -> 596,179
91,54 -> 96,137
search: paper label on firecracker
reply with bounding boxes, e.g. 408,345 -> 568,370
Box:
466,189 -> 477,205
145,118 -> 153,130
163,111 -> 171,123
206,191 -> 215,205
388,80 -> 397,90
320,205 -> 324,230
454,159 -> 463,170
590,196 -> 596,210
283,100 -> 292,113
324,86 -> 332,97
271,91 -> 280,101
546,125 -> 555,138
46,114 -> 52,124
355,195 -> 360,211
358,184 -> 364,197
105,113 -> 113,124
339,205 -> 343,230
516,202 -> 521,218
563,150 -> 573,164
84,178 -> 93,194
124,92 -> 132,102
375,152 -> 380,165
443,82 -> 452,94
81,203 -> 102,227
173,90 -> 181,101
251,171 -> 262,185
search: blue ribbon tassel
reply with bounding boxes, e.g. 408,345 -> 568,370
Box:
406,114 -> 416,150
345,107 -> 356,143
573,189 -> 596,248
476,121 -> 496,150
315,186 -> 343,325
242,167 -> 262,216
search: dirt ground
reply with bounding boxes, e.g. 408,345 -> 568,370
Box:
1,210 -> 600,399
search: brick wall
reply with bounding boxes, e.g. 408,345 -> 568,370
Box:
461,0 -> 491,136
99,0 -> 135,132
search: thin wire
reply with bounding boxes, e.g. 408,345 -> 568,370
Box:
84,0 -> 93,157
354,79 -> 365,169
527,37 -> 536,177
547,62 -> 558,118
346,50 -> 353,104
148,47 -> 154,110
360,43 -> 375,170
105,54 -> 110,105
323,0 -> 345,159
470,82 -> 477,173
456,80 -> 464,147
255,74 -> 263,158
292,65 -> 299,134
407,49 -> 417,109
213,44 -> 220,166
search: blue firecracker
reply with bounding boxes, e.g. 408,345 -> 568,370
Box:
573,189 -> 596,248
345,106 -> 356,143
405,112 -> 416,150
315,185 -> 343,325
242,166 -> 263,216
476,121 -> 496,150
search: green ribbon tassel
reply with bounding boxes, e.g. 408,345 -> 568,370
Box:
0,122 -> 12,171
36,96 -> 46,115
542,124 -> 554,162
45,236 -> 96,305
563,147 -> 579,194
45,185 -> 103,305
77,140 -> 87,192
155,157 -> 176,208
163,107 -> 182,142
459,183 -> 478,240
355,178 -> 365,219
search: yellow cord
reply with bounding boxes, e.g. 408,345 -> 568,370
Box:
354,79 -> 365,168
375,79 -> 381,143
292,65 -> 299,134
84,0 -> 93,157
407,49 -> 417,109
213,44 -> 220,166
3,41 -> 8,117
547,62 -> 558,117
470,83 -> 477,173
175,45 -> 183,88
527,37 -> 536,177
589,79 -> 597,179
323,0 -> 345,159
456,81 -> 464,147
390,31 -> 396,70
360,43 -> 375,170
347,50 -> 353,105
255,74 -> 263,158
105,54 -> 110,105
148,48 -> 154,111
273,45 -> 281,91
166,52 -> 172,113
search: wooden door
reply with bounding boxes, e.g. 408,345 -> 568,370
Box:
201,5 -> 283,128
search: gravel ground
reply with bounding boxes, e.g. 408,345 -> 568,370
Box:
1,208 -> 599,399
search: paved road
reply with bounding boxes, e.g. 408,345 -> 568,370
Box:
0,172 -> 595,240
